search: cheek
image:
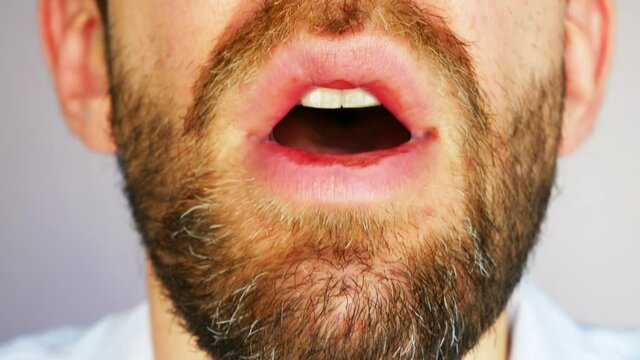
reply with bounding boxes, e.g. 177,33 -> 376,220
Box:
440,0 -> 565,116
111,0 -> 252,111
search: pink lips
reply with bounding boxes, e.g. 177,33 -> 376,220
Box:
231,33 -> 439,204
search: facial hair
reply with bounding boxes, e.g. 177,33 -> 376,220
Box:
107,0 -> 564,359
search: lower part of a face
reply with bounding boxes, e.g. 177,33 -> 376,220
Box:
110,1 -> 564,359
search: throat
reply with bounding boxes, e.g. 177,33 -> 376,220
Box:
271,106 -> 412,155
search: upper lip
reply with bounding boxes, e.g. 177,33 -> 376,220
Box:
227,32 -> 437,143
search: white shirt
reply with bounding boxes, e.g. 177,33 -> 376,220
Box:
1,283 -> 638,360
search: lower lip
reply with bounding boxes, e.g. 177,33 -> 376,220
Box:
245,133 -> 438,204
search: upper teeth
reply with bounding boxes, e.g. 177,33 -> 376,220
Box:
300,88 -> 381,109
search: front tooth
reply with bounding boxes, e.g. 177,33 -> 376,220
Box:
342,88 -> 381,108
301,88 -> 343,109
300,87 -> 382,109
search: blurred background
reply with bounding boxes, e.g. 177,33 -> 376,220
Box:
1,1 -> 639,342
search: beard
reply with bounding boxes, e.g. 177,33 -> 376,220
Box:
107,0 -> 564,359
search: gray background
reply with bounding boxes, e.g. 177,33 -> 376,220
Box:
0,1 -> 638,342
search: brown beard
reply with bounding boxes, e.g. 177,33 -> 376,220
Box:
107,0 -> 564,359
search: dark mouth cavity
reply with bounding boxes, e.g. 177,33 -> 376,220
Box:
271,106 -> 412,155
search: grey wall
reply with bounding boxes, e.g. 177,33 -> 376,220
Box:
0,1 -> 146,342
0,1 -> 638,342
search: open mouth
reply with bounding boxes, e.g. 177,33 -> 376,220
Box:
271,88 -> 412,155
233,34 -> 439,203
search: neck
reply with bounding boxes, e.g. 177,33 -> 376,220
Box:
147,264 -> 510,360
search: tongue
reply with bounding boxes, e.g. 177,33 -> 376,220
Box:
271,106 -> 412,154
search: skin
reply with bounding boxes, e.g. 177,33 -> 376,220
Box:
38,0 -> 614,359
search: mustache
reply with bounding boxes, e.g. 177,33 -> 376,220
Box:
184,0 -> 485,136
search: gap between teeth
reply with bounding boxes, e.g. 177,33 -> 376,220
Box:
300,87 -> 381,109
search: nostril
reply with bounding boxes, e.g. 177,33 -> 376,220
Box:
271,106 -> 412,154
